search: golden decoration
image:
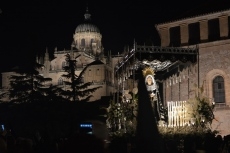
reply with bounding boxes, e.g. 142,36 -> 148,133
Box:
142,67 -> 155,77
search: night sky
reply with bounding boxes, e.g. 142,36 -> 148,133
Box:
0,0 -> 227,72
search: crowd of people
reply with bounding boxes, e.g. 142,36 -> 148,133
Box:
1,126 -> 230,153
0,128 -> 109,153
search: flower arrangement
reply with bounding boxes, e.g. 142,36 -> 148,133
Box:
157,83 -> 217,151
186,83 -> 215,129
102,90 -> 138,138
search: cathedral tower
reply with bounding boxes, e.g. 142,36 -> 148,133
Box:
73,7 -> 104,59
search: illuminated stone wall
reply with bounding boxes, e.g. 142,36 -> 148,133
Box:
156,10 -> 230,136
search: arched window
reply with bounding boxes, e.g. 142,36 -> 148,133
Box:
58,78 -> 63,85
62,61 -> 69,69
91,39 -> 94,48
213,76 -> 225,103
81,39 -> 85,47
62,61 -> 66,69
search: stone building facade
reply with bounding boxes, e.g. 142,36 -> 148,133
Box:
155,9 -> 230,136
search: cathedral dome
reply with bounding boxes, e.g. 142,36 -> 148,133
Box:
75,8 -> 100,33
75,23 -> 100,33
